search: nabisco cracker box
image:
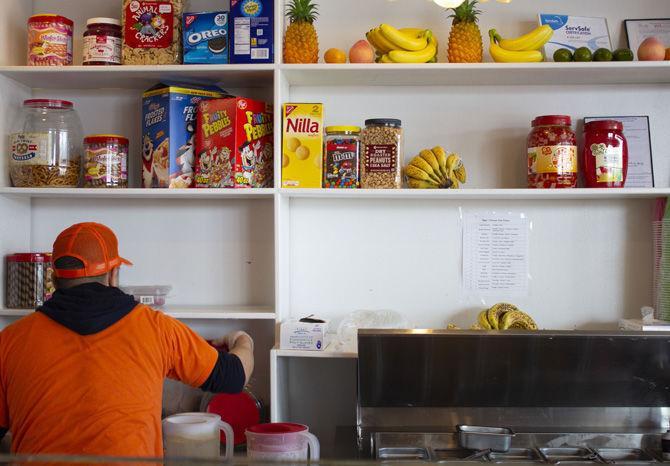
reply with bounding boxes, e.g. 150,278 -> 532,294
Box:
195,97 -> 273,188
282,103 -> 323,188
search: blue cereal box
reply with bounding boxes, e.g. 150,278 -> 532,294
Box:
183,12 -> 230,64
230,0 -> 273,64
142,82 -> 227,189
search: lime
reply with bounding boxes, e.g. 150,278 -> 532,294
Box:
613,48 -> 634,61
553,48 -> 573,62
574,47 -> 593,62
593,48 -> 613,61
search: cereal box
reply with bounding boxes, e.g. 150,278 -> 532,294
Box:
282,104 -> 323,188
142,82 -> 227,188
183,11 -> 229,64
230,0 -> 273,64
195,97 -> 273,188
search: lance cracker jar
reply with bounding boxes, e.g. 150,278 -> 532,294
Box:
195,98 -> 274,188
27,15 -> 74,66
282,104 -> 323,188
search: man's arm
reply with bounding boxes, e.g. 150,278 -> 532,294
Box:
200,332 -> 254,393
229,332 -> 254,386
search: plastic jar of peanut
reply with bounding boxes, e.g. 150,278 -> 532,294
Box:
361,119 -> 403,189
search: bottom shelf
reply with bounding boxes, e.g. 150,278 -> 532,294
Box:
273,347 -> 358,358
0,305 -> 275,320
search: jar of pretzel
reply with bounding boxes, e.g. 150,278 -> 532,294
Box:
9,99 -> 83,188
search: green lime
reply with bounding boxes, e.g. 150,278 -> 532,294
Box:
613,48 -> 634,61
574,47 -> 593,62
593,48 -> 613,61
553,48 -> 573,62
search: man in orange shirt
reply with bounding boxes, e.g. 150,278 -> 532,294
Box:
0,222 -> 254,457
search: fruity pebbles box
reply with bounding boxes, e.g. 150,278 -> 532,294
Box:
230,0 -> 273,64
183,12 -> 229,64
195,97 -> 273,188
142,82 -> 227,189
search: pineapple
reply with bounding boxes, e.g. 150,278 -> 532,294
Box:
283,0 -> 319,64
447,0 -> 483,63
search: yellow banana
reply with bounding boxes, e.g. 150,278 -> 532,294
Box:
419,149 -> 441,176
489,30 -> 543,63
407,178 -> 439,189
388,35 -> 437,63
446,153 -> 461,170
366,29 -> 386,53
478,311 -> 492,330
379,24 -> 428,51
495,25 -> 553,52
379,54 -> 394,64
431,146 -> 449,179
408,158 -> 442,184
367,28 -> 396,54
400,28 -> 438,47
405,165 -> 440,184
455,165 -> 467,184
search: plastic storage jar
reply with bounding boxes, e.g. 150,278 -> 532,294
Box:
583,120 -> 628,188
323,126 -> 361,188
5,253 -> 54,309
27,14 -> 73,66
9,100 -> 83,188
83,18 -> 122,65
527,115 -> 578,189
83,135 -> 129,188
246,423 -> 320,461
360,119 -> 403,189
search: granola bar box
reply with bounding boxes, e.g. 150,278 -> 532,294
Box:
195,97 -> 273,188
141,82 -> 226,188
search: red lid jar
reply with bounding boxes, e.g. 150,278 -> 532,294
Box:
27,14 -> 73,66
83,18 -> 122,65
527,115 -> 578,189
582,120 -> 628,188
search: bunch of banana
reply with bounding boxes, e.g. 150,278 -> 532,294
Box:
367,24 -> 438,64
405,146 -> 467,189
488,25 -> 553,63
471,303 -> 538,330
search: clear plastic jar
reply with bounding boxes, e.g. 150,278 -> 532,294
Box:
83,17 -> 122,65
5,253 -> 54,309
361,119 -> 403,189
9,99 -> 83,188
323,126 -> 361,188
527,115 -> 578,189
583,120 -> 628,188
83,135 -> 129,188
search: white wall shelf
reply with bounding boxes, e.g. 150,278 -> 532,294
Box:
280,62 -> 670,87
280,188 -> 670,200
0,65 -> 274,90
0,188 -> 275,199
0,306 -> 275,320
272,348 -> 357,359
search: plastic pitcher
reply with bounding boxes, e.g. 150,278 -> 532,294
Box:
163,412 -> 233,460
246,423 -> 320,461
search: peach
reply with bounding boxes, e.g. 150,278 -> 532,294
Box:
638,37 -> 666,61
349,40 -> 375,63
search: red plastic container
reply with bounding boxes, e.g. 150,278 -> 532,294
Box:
583,120 -> 628,188
527,115 -> 578,189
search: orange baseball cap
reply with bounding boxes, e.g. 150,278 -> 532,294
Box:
52,222 -> 132,279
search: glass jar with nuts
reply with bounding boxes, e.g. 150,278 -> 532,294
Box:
361,119 -> 403,189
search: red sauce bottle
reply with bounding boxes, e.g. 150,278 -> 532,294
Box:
83,18 -> 122,65
583,120 -> 628,188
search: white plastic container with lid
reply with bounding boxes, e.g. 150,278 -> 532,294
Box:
9,99 -> 83,188
121,285 -> 172,308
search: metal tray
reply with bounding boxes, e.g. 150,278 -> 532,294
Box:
378,447 -> 429,461
488,448 -> 544,463
595,448 -> 658,463
457,425 -> 515,453
432,449 -> 488,462
539,447 -> 598,463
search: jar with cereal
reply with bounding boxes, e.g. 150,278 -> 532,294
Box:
323,126 -> 361,188
527,115 -> 578,189
83,135 -> 129,188
122,0 -> 184,65
361,119 -> 403,189
9,100 -> 83,188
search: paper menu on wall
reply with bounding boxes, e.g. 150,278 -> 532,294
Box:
462,212 -> 529,297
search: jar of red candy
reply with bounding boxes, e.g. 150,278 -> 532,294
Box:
583,120 -> 628,188
527,115 -> 578,189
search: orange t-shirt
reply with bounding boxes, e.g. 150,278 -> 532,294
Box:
0,305 -> 218,457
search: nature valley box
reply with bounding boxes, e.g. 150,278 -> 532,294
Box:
282,103 -> 323,188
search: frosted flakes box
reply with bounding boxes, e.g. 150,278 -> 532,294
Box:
195,97 -> 273,188
230,0 -> 273,64
183,11 -> 229,64
142,82 -> 227,188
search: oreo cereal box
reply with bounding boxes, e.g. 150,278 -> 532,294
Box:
183,12 -> 230,64
142,82 -> 227,189
230,0 -> 273,64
